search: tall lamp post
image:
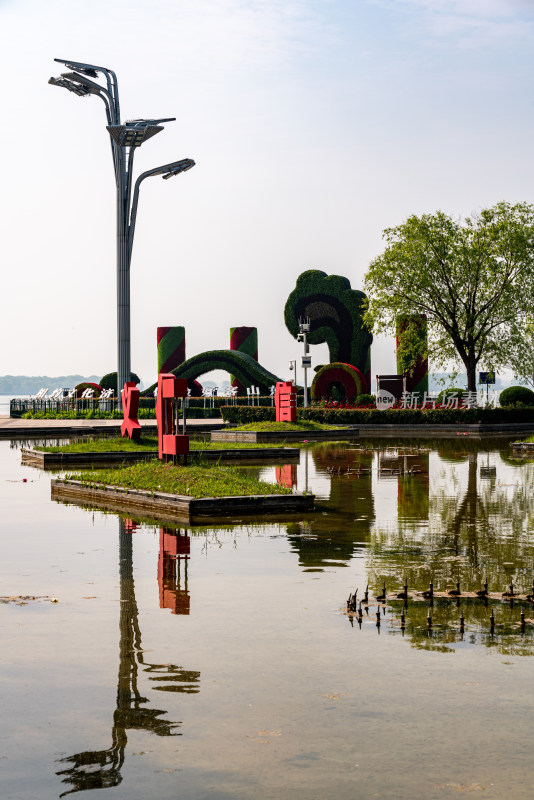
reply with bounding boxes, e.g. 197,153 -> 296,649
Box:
49,58 -> 195,406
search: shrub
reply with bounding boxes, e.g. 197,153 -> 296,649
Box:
220,405 -> 534,425
499,385 -> 534,407
436,387 -> 466,404
100,371 -> 140,391
220,406 -> 275,424
356,393 -> 376,408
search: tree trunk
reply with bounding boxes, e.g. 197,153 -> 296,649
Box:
465,354 -> 477,393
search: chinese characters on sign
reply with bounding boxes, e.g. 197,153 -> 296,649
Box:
399,390 -> 499,409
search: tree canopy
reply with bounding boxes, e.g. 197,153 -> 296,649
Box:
364,202 -> 534,391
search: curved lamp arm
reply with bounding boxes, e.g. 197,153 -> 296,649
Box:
128,159 -> 195,258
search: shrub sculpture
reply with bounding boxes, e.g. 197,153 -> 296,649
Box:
144,350 -> 280,396
75,382 -> 103,399
157,327 -> 186,374
100,372 -> 140,391
499,385 -> 534,407
396,314 -> 429,394
311,363 -> 366,402
230,326 -> 258,394
284,270 -> 373,391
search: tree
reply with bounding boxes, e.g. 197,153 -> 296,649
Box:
364,202 -> 534,392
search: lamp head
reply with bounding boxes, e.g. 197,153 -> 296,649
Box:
48,76 -> 91,97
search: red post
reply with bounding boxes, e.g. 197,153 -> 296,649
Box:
275,381 -> 297,422
121,382 -> 142,440
156,373 -> 190,462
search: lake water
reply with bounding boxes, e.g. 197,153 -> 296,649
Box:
1,435 -> 534,799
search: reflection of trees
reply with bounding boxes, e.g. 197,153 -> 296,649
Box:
56,519 -> 200,796
285,445 -> 375,571
367,447 -> 534,608
349,599 -> 534,656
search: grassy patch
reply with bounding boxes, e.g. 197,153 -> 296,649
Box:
230,420 -> 346,432
35,436 -> 286,454
70,461 -> 292,498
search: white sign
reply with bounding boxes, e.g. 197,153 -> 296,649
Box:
376,389 -> 395,410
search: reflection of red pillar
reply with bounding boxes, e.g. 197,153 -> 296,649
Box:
158,528 -> 190,615
275,464 -> 298,489
123,518 -> 140,533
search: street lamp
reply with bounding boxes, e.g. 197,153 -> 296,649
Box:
49,58 -> 195,406
297,317 -> 311,407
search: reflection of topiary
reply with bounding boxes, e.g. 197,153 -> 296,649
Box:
100,372 -> 140,391
311,363 -> 366,401
284,270 -> 373,390
499,385 -> 534,407
75,382 -> 102,399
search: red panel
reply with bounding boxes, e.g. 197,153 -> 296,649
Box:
162,434 -> 189,456
121,382 -> 142,440
275,381 -> 297,422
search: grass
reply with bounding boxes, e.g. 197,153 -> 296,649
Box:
70,460 -> 292,498
35,436 -> 288,454
230,420 -> 346,431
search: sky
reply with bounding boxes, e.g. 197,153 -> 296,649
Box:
1,0 -> 534,386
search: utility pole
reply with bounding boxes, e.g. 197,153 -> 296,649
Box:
298,317 -> 311,408
49,58 -> 195,407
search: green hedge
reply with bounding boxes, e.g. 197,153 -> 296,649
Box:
221,405 -> 534,425
499,386 -> 534,407
221,406 -> 276,424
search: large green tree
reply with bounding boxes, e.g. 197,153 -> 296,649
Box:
364,202 -> 534,392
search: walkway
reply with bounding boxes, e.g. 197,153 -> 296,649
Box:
0,416 -> 224,438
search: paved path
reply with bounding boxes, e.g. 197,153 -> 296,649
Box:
0,416 -> 224,438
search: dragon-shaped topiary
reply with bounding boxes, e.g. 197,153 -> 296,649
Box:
284,270 -> 373,391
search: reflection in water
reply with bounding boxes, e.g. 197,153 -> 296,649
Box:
158,527 -> 190,615
346,597 -> 534,656
285,445 -> 375,571
275,463 -> 298,489
56,519 -> 199,796
367,442 -> 534,601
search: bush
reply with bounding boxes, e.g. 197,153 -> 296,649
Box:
436,387 -> 466,404
220,405 -> 534,425
100,371 -> 140,391
220,406 -> 275,424
356,393 -> 376,408
499,385 -> 534,407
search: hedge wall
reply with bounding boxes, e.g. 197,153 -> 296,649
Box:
221,405 -> 534,425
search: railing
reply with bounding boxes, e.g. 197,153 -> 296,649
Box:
10,392 -> 277,419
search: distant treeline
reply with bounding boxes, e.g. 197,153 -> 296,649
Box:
0,375 -> 101,395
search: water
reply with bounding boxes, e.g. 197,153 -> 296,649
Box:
0,395 -> 28,415
1,436 -> 534,799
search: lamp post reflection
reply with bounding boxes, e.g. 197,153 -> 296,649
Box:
56,519 -> 199,796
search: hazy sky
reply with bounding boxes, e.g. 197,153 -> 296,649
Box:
1,0 -> 533,385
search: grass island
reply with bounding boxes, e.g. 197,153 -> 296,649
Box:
22,435 -> 300,468
51,460 -> 314,521
211,419 -> 359,443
